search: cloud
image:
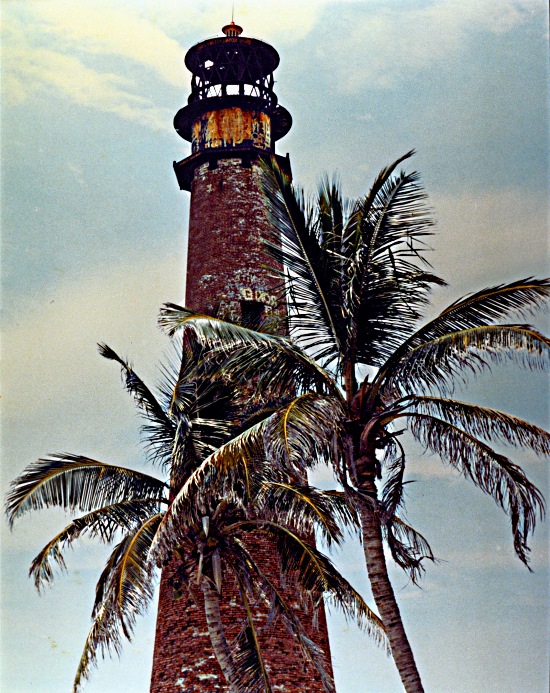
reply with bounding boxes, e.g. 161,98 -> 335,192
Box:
313,0 -> 545,91
25,1 -> 184,86
2,0 -> 328,129
66,162 -> 88,189
429,188 -> 548,300
138,0 -> 331,44
218,0 -> 328,43
444,542 -> 549,571
2,4 -> 178,128
1,0 -> 328,121
5,42 -> 171,129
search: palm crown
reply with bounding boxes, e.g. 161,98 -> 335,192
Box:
158,152 -> 549,692
6,331 -> 387,693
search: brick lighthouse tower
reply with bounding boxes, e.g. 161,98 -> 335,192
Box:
173,19 -> 292,324
149,22 -> 333,692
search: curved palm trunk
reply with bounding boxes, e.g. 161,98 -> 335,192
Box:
359,474 -> 424,693
202,581 -> 240,692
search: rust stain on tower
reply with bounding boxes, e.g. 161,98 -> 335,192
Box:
192,109 -> 272,150
150,21 -> 333,692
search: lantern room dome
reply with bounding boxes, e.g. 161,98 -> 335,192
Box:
184,36 -> 280,104
174,24 -> 292,143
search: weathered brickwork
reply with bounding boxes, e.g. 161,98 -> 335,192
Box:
185,157 -> 280,319
151,542 -> 332,692
150,154 -> 334,691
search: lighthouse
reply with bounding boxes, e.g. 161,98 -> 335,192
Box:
173,20 -> 292,323
149,23 -> 333,692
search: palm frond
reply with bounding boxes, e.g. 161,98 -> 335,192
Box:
318,174 -> 349,251
231,574 -> 272,693
380,439 -> 407,521
404,396 -> 550,456
377,324 -> 550,398
74,513 -> 162,691
149,419 -> 270,562
169,411 -> 236,493
112,513 -> 162,630
6,455 -> 167,527
374,278 -> 550,395
352,271 -> 446,369
409,414 -> 545,566
29,499 -> 163,590
382,516 -> 436,584
73,602 -> 121,693
168,331 -> 240,428
227,540 -> 336,693
260,159 -> 345,366
232,519 -> 388,648
346,162 -> 443,366
437,277 -> 550,323
355,151 -> 416,222
341,151 -> 418,269
155,331 -> 245,490
257,483 -> 358,547
98,343 -> 176,468
158,304 -> 339,398
264,393 -> 346,473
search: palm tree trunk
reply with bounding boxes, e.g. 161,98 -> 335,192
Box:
343,359 -> 357,401
202,581 -> 240,692
358,475 -> 424,693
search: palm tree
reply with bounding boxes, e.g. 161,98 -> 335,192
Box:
157,153 -> 550,692
6,337 -> 387,692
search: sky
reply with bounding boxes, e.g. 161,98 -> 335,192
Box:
1,1 -> 548,691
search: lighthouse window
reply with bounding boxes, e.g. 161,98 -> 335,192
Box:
240,300 -> 265,328
204,59 -> 214,68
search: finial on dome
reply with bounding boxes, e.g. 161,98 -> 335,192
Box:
222,21 -> 243,37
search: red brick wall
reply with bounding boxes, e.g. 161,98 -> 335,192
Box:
184,157 -> 281,319
150,548 -> 333,692
150,153 -> 333,692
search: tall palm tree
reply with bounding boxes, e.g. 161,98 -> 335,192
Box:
6,337 -> 387,692
157,153 -> 550,692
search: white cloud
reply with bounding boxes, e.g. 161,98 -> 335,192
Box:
2,11 -> 174,129
66,162 -> 88,189
1,0 -> 328,120
6,43 -> 171,129
317,0 -> 545,91
444,543 -> 549,571
140,0 -> 330,44
27,1 -> 185,86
